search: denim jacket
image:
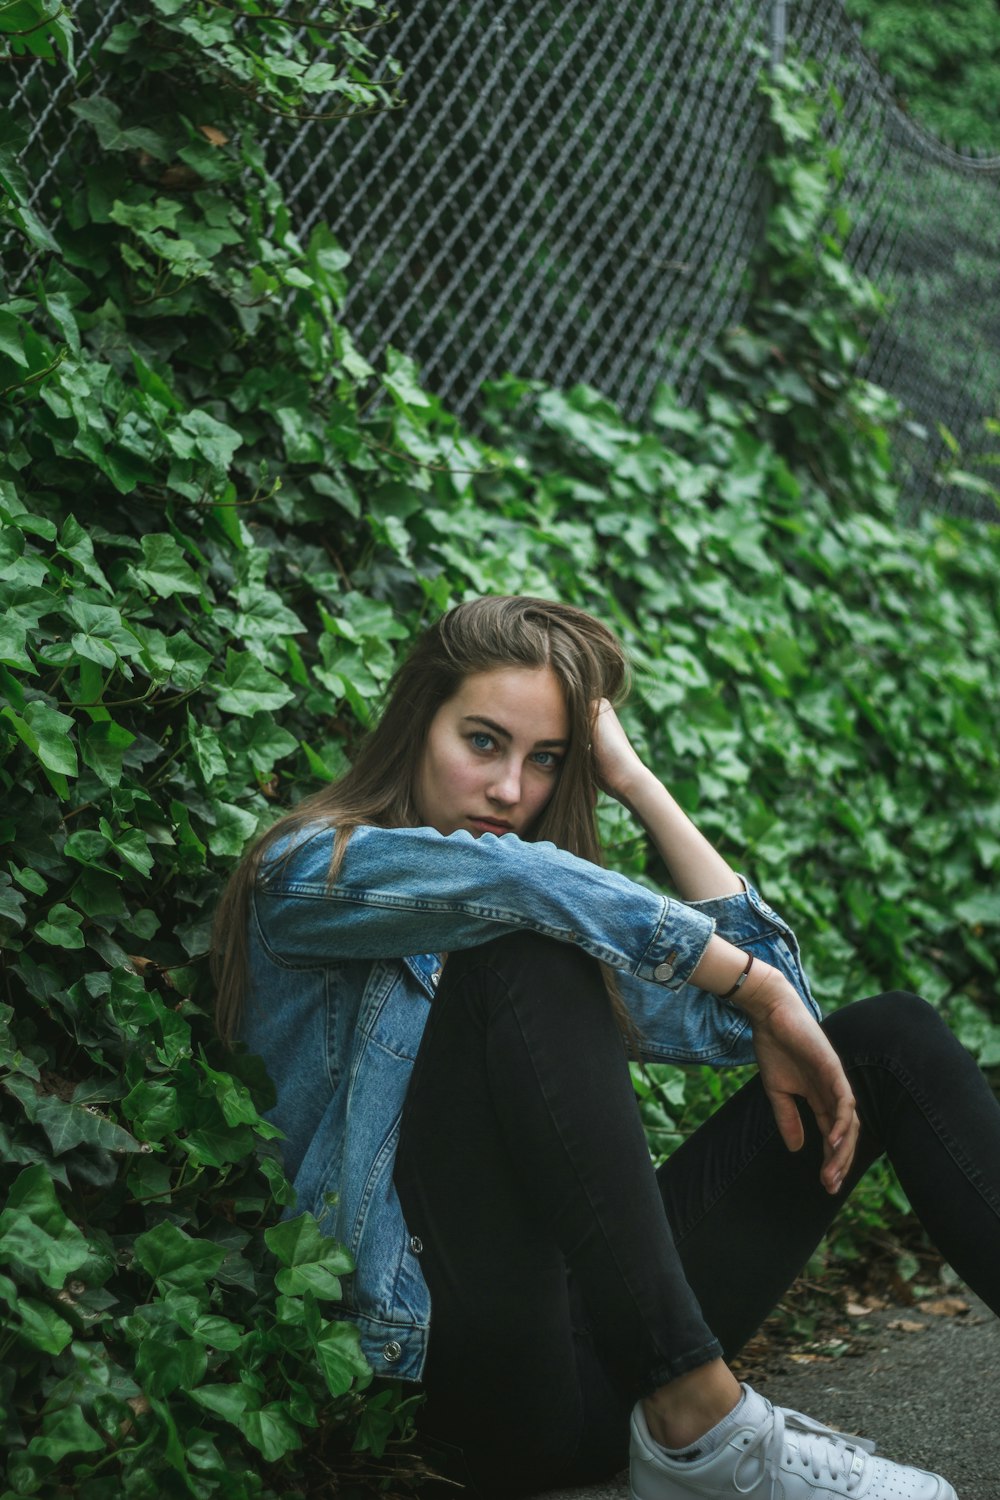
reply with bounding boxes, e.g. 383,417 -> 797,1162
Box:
244,823 -> 820,1382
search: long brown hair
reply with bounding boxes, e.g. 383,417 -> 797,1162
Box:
212,595 -> 630,1042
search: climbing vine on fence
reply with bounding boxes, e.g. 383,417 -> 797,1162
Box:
1,6 -> 998,1496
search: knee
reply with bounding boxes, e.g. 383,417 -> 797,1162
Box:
446,930 -> 602,992
823,990 -> 949,1063
439,932 -> 615,1041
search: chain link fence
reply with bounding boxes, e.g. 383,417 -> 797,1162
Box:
5,0 -> 999,518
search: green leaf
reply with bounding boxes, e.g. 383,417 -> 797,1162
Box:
954,892 -> 998,928
187,1312 -> 245,1351
215,650 -> 295,716
0,874 -> 27,932
190,1382 -> 251,1423
0,613 -> 32,670
142,628 -> 213,690
57,515 -> 112,591
0,523 -> 25,578
383,348 -> 431,412
121,1079 -> 182,1140
70,97 -> 170,159
188,711 -> 229,783
20,701 -> 78,777
239,1403 -> 303,1461
98,819 -> 155,877
16,1296 -> 74,1355
27,1405 -> 105,1463
337,591 -> 409,641
133,534 -> 203,598
177,408 -> 243,471
34,902 -> 86,950
300,740 -> 339,781
196,1056 -> 281,1134
0,1165 -> 90,1288
265,1215 -> 354,1299
311,1318 -> 372,1397
79,720 -> 135,787
132,1220 -> 227,1293
0,310 -> 29,368
308,468 -> 361,518
179,1121 -> 254,1167
245,713 -> 299,775
276,406 -> 324,464
135,1334 -> 209,1398
32,1092 -> 142,1156
207,801 -> 260,858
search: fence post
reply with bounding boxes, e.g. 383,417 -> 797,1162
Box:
771,0 -> 787,70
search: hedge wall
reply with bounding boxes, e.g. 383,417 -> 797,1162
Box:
1,6 -> 998,1496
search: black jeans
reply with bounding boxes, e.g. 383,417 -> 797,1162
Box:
393,932 -> 1000,1497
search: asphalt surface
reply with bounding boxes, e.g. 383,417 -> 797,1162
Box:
540,1294 -> 999,1500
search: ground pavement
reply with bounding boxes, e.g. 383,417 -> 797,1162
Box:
540,1294 -> 999,1500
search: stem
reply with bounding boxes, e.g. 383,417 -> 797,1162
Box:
44,663 -> 69,698
0,2 -> 64,37
359,431 -> 502,476
0,348 -> 68,401
145,742 -> 185,788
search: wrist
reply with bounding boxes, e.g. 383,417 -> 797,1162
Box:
609,763 -> 665,815
731,961 -> 792,1021
689,935 -> 756,998
689,937 -> 787,1018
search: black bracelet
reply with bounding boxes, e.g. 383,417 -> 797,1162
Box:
720,952 -> 754,1001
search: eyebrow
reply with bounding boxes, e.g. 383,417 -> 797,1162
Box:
462,714 -> 569,749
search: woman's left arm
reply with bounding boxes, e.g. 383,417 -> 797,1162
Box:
592,700 -> 743,900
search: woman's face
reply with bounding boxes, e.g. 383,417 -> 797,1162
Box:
415,667 -> 570,839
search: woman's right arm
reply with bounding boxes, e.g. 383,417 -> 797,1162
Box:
253,821 -> 716,994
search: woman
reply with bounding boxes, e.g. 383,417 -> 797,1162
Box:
213,595 -> 1000,1500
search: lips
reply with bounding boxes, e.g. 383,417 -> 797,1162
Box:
470,817 -> 513,835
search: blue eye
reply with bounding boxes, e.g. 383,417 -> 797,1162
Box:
532,751 -> 561,770
470,732 -> 494,751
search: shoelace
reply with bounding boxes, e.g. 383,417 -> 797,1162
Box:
737,1403 -> 877,1498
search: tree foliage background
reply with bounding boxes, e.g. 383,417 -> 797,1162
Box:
1,3 -> 998,1497
843,0 -> 1000,152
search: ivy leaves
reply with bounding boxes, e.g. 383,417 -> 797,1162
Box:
0,1166 -> 91,1288
1,3 -> 417,1493
1,11 -> 998,1500
0,2 -> 74,65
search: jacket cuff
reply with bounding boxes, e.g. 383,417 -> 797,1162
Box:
639,896 -> 716,990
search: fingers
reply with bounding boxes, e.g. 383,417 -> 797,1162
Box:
768,1091 -> 805,1155
773,1069 -> 859,1195
802,1041 -> 860,1195
751,1001 -> 861,1195
821,1094 -> 860,1195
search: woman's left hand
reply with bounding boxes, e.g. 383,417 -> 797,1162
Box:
743,970 -> 861,1195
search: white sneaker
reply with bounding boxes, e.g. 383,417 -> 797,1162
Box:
629,1384 -> 958,1499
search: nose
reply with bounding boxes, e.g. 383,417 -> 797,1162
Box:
487,756 -> 522,809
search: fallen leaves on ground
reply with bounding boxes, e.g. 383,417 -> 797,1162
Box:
919,1297 -> 969,1317
731,1246 -> 975,1383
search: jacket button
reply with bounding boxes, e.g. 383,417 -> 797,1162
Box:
653,961 -> 675,982
382,1340 -> 402,1363
409,1235 -> 423,1254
